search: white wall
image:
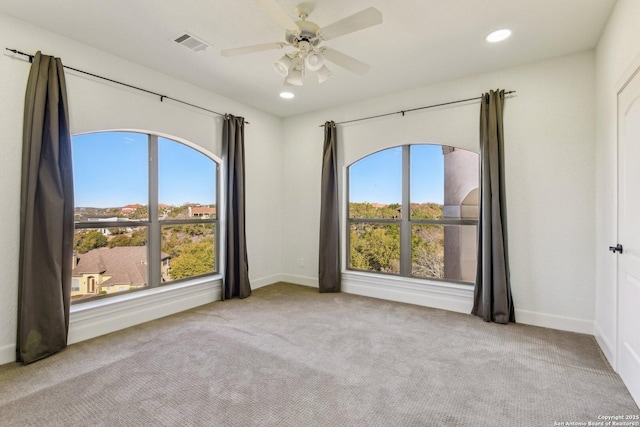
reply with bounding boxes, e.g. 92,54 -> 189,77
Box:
282,51 -> 596,333
0,12 -> 283,364
595,0 -> 640,368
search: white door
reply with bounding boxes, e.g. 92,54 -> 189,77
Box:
618,65 -> 640,407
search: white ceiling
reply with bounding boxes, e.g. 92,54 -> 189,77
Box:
0,0 -> 615,117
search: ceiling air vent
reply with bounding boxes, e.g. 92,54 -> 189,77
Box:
174,33 -> 211,52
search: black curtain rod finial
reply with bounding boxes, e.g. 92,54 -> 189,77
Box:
5,47 -> 248,122
6,47 -> 34,62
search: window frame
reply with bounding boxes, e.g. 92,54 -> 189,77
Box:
346,144 -> 478,284
72,132 -> 219,304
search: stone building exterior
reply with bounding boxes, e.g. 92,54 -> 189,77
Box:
443,147 -> 479,282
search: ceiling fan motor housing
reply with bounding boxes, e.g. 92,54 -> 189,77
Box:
286,20 -> 321,47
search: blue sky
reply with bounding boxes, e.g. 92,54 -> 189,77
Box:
72,132 -> 216,207
349,144 -> 444,204
74,133 -> 442,207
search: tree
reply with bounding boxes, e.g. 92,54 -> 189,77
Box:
168,205 -> 188,219
74,230 -> 108,253
169,239 -> 215,279
106,228 -> 146,248
348,202 -> 444,275
349,202 -> 401,219
108,234 -> 131,248
129,228 -> 147,246
128,205 -> 148,220
411,225 -> 444,278
107,227 -> 128,235
349,223 -> 400,273
410,203 -> 443,220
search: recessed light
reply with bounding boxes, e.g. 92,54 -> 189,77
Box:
279,91 -> 295,99
486,29 -> 511,43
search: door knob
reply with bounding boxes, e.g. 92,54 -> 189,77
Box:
609,244 -> 623,254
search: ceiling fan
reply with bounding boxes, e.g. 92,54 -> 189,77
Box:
221,0 -> 383,86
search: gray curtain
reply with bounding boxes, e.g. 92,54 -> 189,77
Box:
17,52 -> 74,364
472,89 -> 515,324
223,114 -> 251,300
318,121 -> 341,293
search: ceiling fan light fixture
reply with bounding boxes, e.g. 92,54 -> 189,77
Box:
304,52 -> 324,71
286,67 -> 304,86
274,55 -> 292,76
316,65 -> 332,83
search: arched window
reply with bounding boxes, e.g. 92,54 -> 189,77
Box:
71,131 -> 219,302
347,144 -> 478,283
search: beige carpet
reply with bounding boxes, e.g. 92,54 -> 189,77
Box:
0,282 -> 637,426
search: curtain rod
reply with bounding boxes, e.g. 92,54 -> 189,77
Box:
5,48 -> 250,124
319,90 -> 516,127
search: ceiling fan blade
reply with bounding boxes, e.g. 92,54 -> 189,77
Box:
318,7 -> 382,41
321,47 -> 370,75
256,0 -> 299,31
221,42 -> 286,57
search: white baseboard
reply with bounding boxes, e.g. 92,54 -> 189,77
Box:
0,344 -> 15,365
342,272 -> 597,335
251,274 -> 284,290
514,309 -> 594,335
594,321 -> 617,370
280,273 -> 319,288
342,272 -> 474,314
250,274 -> 319,290
68,277 -> 222,345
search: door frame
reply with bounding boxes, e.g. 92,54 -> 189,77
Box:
612,52 -> 640,372
616,60 -> 640,401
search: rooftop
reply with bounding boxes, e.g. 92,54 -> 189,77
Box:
73,246 -> 170,286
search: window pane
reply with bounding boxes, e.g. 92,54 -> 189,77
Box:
349,223 -> 400,273
72,132 -> 148,221
159,138 -> 217,220
412,224 -> 477,282
349,147 -> 402,219
161,223 -> 216,281
410,145 -> 444,219
411,145 -> 479,220
72,226 -> 148,301
71,131 -> 219,304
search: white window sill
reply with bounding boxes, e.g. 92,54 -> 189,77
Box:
342,270 -> 474,314
68,275 -> 222,344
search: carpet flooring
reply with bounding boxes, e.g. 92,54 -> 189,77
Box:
0,282 -> 637,426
